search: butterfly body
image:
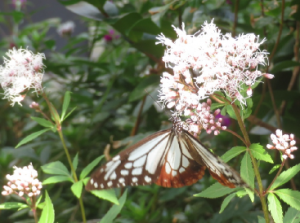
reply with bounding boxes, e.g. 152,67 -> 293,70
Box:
86,123 -> 245,191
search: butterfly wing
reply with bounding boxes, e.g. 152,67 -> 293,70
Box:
86,129 -> 207,190
86,130 -> 172,191
180,130 -> 246,188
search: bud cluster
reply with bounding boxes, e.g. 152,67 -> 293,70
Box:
267,129 -> 297,160
2,163 -> 42,198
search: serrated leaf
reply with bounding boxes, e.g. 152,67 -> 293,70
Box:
0,202 -> 28,210
99,190 -> 127,223
283,207 -> 300,223
39,191 -> 54,223
275,189 -> 300,211
71,181 -> 83,198
245,187 -> 254,202
41,161 -> 70,177
221,146 -> 246,162
219,193 -> 236,213
15,129 -> 50,148
72,153 -> 79,172
241,152 -> 255,189
90,189 -> 119,205
270,164 -> 300,190
31,117 -> 54,128
269,164 -> 281,174
268,193 -> 283,223
194,182 -> 237,198
80,155 -> 104,180
249,144 -> 273,163
43,176 -> 73,185
61,91 -> 72,121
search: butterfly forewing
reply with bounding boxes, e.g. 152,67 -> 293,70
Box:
86,130 -> 172,190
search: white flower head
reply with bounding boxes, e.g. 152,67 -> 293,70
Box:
156,20 -> 272,135
2,163 -> 42,198
0,48 -> 45,106
57,21 -> 75,37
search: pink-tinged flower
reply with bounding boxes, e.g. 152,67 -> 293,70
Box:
0,48 -> 45,106
57,21 -> 75,37
2,163 -> 42,197
266,129 -> 297,160
156,20 -> 271,135
104,29 -> 119,42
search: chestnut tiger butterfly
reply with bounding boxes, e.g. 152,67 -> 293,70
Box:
85,118 -> 246,191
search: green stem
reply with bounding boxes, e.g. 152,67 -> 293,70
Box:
58,130 -> 86,223
231,102 -> 270,223
42,92 -> 86,223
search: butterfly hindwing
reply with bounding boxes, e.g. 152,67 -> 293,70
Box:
181,131 -> 245,188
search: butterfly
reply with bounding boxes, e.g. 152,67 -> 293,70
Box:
85,119 -> 246,191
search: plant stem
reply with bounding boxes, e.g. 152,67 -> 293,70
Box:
58,130 -> 87,223
231,102 -> 270,223
42,92 -> 87,223
265,160 -> 285,194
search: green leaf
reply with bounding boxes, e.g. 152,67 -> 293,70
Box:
90,189 -> 119,205
270,164 -> 300,190
271,61 -> 300,73
41,161 -> 70,177
245,187 -> 254,202
221,146 -> 246,162
258,216 -> 266,223
249,144 -> 273,163
219,193 -> 236,213
63,106 -> 77,121
72,153 -> 79,172
268,193 -> 283,223
225,105 -> 237,120
269,164 -> 281,174
0,202 -> 28,210
61,91 -> 72,121
283,207 -> 300,223
275,189 -> 300,211
241,152 -> 255,189
71,181 -> 83,198
194,183 -> 238,198
128,75 -> 160,102
31,117 -> 54,128
39,191 -> 55,223
43,176 -> 73,185
49,102 -> 61,124
99,190 -> 127,223
15,129 -> 51,148
80,155 -> 104,180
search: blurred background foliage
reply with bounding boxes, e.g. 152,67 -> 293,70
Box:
0,0 -> 300,222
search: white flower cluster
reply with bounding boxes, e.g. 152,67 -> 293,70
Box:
156,21 -> 272,135
2,163 -> 42,197
0,48 -> 45,106
267,129 -> 297,159
57,21 -> 75,37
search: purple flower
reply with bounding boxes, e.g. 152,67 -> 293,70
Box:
215,113 -> 231,127
104,29 -> 119,42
